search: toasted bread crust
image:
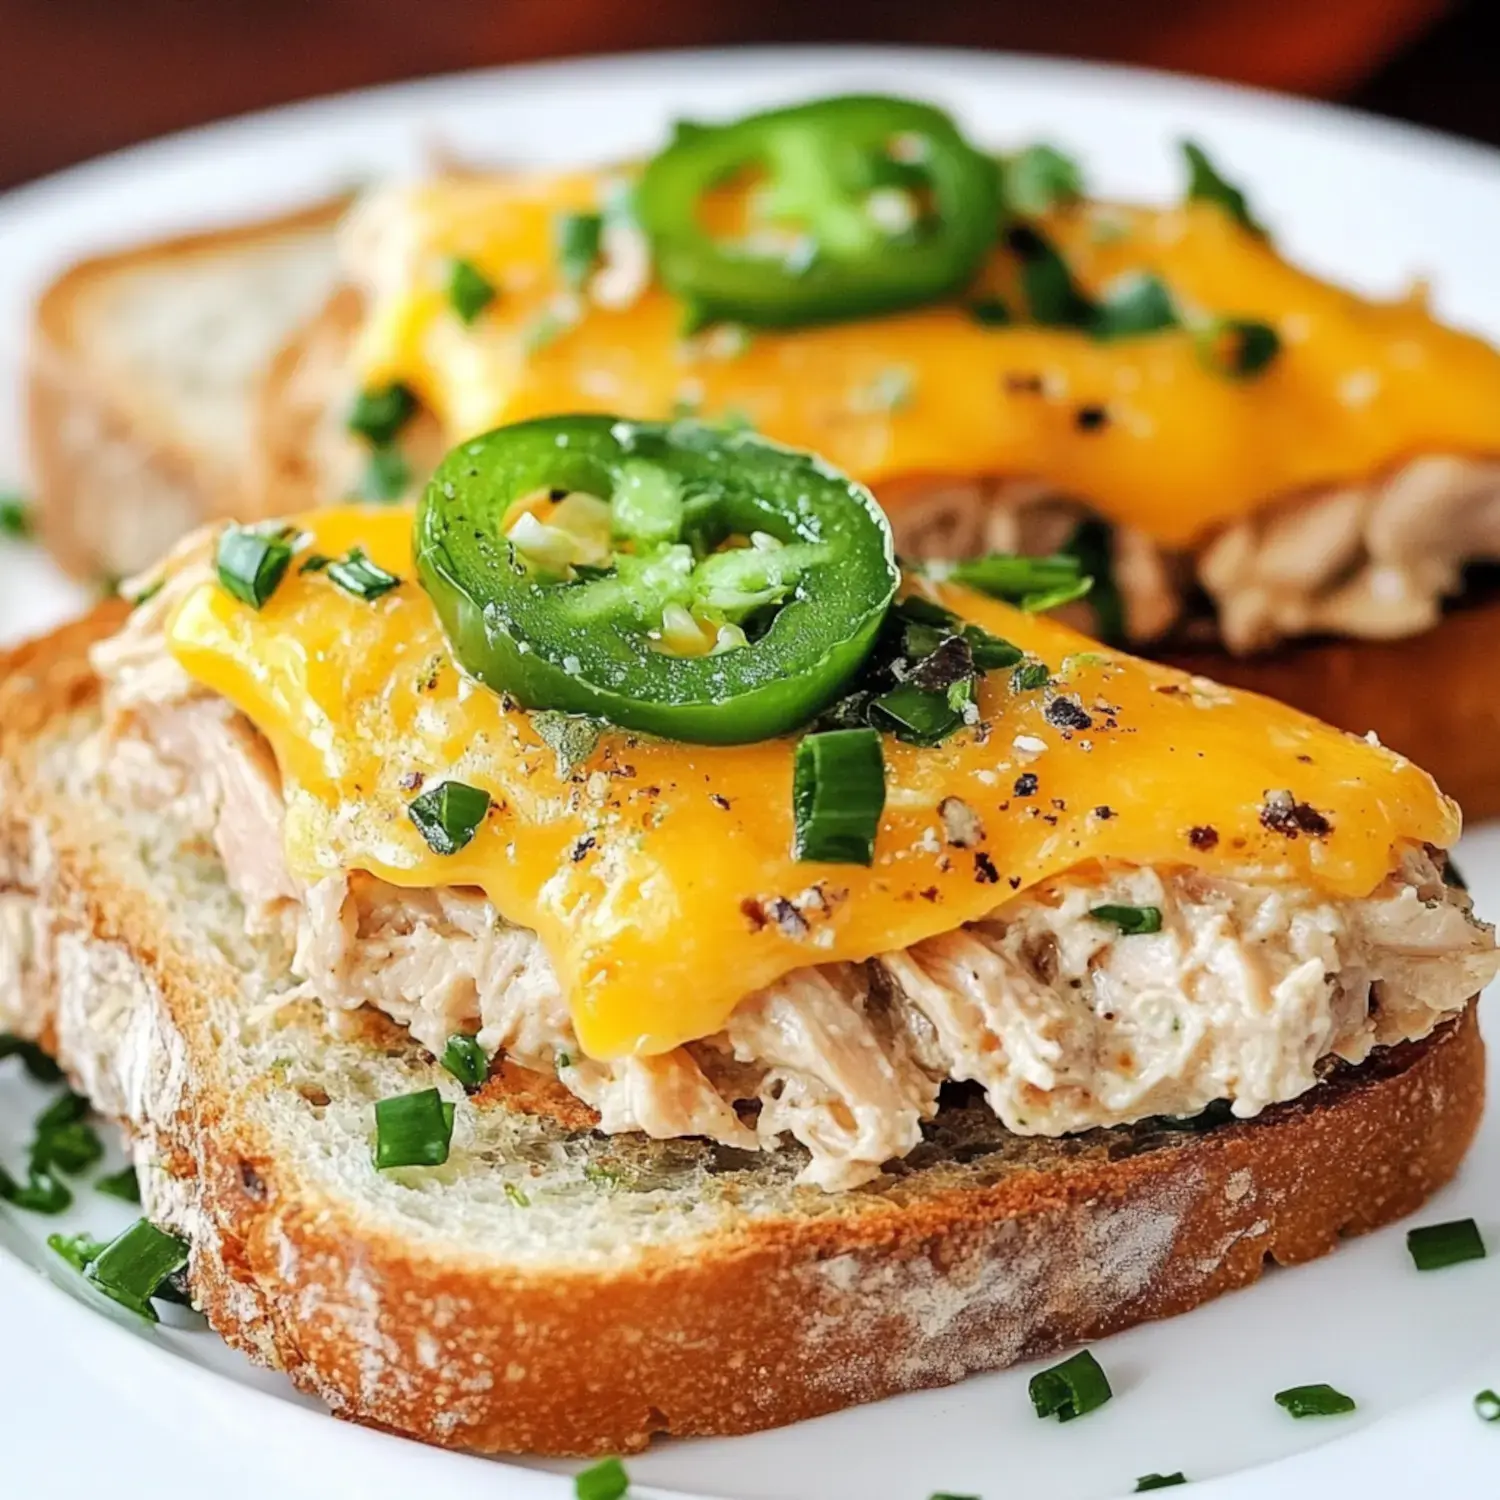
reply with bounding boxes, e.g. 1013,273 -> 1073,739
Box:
0,608 -> 1486,1456
27,199 -> 347,580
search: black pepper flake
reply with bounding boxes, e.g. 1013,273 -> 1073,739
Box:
548,487 -> 568,500
1075,403 -> 1109,432
920,886 -> 940,903
1051,797 -> 1067,811
1188,824 -> 1219,850
1045,696 -> 1094,732
1003,372 -> 1045,395
1259,790 -> 1332,839
740,898 -> 767,932
398,770 -> 425,792
570,835 -> 596,863
710,793 -> 731,811
1014,772 -> 1039,798
769,898 -> 809,938
1009,876 -> 1022,889
974,852 -> 1000,885
1094,805 -> 1115,820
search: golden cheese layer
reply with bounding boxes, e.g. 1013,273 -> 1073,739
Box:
352,174 -> 1500,548
165,507 -> 1460,1060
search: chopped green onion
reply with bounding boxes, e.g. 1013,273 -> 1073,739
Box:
299,553 -> 332,573
0,494 -> 32,540
348,382 -> 417,446
408,780 -> 492,856
447,257 -> 497,325
1092,272 -> 1179,341
0,1164 -> 70,1214
929,1493 -> 980,1500
1194,317 -> 1280,380
556,211 -> 604,289
1062,517 -> 1125,645
504,1181 -> 531,1208
793,729 -> 886,865
441,1034 -> 489,1091
1029,1349 -> 1113,1421
1005,143 -> 1084,216
870,681 -> 967,748
128,578 -> 165,609
1407,1218 -> 1486,1271
86,1218 -> 191,1321
1475,1389 -> 1500,1422
1012,660 -> 1051,692
1182,141 -> 1265,236
47,1231 -> 108,1274
1274,1383 -> 1356,1418
326,546 -> 402,602
575,1456 -> 630,1500
1022,574 -> 1094,613
215,525 -> 293,610
949,553 -> 1088,609
1135,1476 -> 1187,1492
968,297 -> 1011,327
1090,904 -> 1163,935
358,444 -> 411,502
373,1088 -> 456,1170
0,1034 -> 62,1083
96,1165 -> 142,1203
38,1116 -> 104,1174
1010,225 -> 1096,329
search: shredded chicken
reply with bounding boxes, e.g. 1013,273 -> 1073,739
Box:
90,600 -> 1500,1191
886,454 -> 1500,654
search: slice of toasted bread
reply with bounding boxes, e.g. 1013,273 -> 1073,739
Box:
0,606 -> 1484,1456
27,199 -> 347,582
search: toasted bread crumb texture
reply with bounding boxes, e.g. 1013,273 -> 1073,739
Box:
28,203 -> 344,579
0,612 -> 1486,1455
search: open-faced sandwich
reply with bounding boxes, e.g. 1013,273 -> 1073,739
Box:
2,416 -> 1495,1454
28,94 -> 1500,811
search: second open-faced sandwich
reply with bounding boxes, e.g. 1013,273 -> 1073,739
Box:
3,416 -> 1495,1452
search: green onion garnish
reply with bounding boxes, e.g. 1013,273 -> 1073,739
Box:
1092,272 -> 1179,341
96,1165 -> 142,1203
86,1218 -> 191,1321
0,494 -> 32,540
0,1166 -> 70,1214
504,1181 -> 530,1208
215,525 -> 293,610
793,728 -> 886,865
556,211 -> 604,289
1182,141 -> 1264,236
1090,904 -> 1163,935
1407,1218 -> 1487,1271
1475,1390 -> 1500,1422
373,1088 -> 456,1170
326,546 -> 402,602
441,1034 -> 489,1091
949,553 -> 1090,611
1005,143 -> 1084,217
1010,225 -> 1096,329
929,1493 -> 980,1500
968,297 -> 1011,327
359,444 -> 411,502
870,682 -> 967,748
47,1231 -> 108,1273
0,1033 -> 62,1083
347,382 -> 417,446
1022,574 -> 1094,613
1274,1383 -> 1356,1418
447,257 -> 497,325
1135,1476 -> 1187,1492
575,1456 -> 629,1500
1012,660 -> 1051,692
408,780 -> 492,856
1062,517 -> 1125,645
1194,318 -> 1280,380
1029,1349 -> 1113,1421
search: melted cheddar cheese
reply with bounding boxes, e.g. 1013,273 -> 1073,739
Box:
350,175 -> 1500,547
166,506 -> 1458,1059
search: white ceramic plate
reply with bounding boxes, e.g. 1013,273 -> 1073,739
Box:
2,45 -> 1499,1500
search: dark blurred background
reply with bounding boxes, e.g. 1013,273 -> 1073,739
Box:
0,0 -> 1495,190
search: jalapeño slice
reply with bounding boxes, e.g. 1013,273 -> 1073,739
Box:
637,94 -> 1001,328
415,416 -> 897,743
